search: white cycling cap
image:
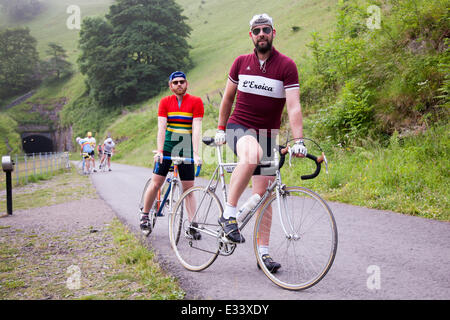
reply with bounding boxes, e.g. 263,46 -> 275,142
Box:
249,13 -> 273,29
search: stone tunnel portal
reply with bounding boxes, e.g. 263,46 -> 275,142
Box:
22,134 -> 54,154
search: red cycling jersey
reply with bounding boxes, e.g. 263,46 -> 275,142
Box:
227,47 -> 299,135
158,93 -> 204,157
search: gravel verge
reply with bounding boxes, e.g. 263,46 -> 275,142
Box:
0,170 -> 184,300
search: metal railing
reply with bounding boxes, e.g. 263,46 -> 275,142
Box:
0,152 -> 71,186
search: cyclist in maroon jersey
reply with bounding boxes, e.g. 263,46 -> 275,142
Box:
214,13 -> 307,273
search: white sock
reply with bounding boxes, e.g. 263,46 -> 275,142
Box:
223,203 -> 237,219
259,245 -> 269,257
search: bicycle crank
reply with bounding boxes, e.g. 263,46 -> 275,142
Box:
218,231 -> 237,256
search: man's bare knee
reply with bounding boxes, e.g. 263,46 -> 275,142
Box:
236,136 -> 262,165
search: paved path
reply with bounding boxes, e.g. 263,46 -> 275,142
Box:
90,162 -> 450,300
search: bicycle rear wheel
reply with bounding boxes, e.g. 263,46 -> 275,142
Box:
169,186 -> 222,271
253,186 -> 337,290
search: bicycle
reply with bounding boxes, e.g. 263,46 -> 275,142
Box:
76,153 -> 91,175
99,151 -> 111,172
139,153 -> 201,237
169,137 -> 338,291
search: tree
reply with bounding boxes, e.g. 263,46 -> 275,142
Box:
42,42 -> 73,80
0,27 -> 40,99
78,0 -> 192,107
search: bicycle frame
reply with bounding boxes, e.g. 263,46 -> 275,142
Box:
156,166 -> 179,216
153,154 -> 200,216
198,144 -> 295,238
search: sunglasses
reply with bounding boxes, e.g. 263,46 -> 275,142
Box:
171,80 -> 186,85
252,27 -> 272,36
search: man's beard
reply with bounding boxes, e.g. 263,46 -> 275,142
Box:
254,38 -> 273,54
173,86 -> 187,95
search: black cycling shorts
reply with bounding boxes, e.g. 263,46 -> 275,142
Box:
153,151 -> 195,181
225,123 -> 285,176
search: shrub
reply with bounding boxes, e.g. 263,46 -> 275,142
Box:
310,80 -> 375,145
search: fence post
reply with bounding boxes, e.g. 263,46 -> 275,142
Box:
15,154 -> 19,185
25,154 -> 28,184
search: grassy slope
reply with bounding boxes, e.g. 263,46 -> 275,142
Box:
0,0 -> 114,64
177,0 -> 337,97
0,0 -> 112,143
108,0 -> 338,166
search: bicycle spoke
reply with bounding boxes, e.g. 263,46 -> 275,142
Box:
169,186 -> 221,271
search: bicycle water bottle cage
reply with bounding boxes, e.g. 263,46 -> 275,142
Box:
224,165 -> 234,173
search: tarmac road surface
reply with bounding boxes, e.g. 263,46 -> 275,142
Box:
90,162 -> 450,300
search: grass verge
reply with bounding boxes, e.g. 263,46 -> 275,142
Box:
0,167 -> 184,300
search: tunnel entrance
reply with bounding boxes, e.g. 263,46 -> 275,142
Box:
22,134 -> 54,154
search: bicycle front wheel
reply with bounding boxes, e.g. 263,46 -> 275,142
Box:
254,186 -> 337,290
169,186 -> 222,271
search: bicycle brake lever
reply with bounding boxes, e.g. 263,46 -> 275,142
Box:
288,147 -> 293,167
323,153 -> 329,174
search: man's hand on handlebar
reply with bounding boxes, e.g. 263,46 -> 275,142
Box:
291,139 -> 307,158
153,150 -> 163,164
214,129 -> 226,145
193,153 -> 202,166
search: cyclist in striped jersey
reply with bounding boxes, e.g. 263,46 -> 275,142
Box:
139,71 -> 204,234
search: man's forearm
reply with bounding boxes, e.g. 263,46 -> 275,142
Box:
192,118 -> 202,156
218,98 -> 233,128
218,80 -> 237,128
157,117 -> 167,152
288,105 -> 304,140
285,89 -> 304,140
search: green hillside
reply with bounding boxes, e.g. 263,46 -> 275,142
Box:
96,0 -> 338,169
175,0 -> 337,97
1,0 -> 448,220
0,0 -> 114,63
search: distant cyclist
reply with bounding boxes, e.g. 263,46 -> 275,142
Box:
76,136 -> 94,173
85,131 -> 97,173
139,71 -> 204,235
99,137 -> 115,171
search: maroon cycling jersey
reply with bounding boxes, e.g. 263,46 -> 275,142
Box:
227,47 -> 299,135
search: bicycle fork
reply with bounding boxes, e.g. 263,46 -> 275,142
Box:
275,186 -> 300,240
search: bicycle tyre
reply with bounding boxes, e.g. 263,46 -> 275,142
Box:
253,186 -> 337,290
169,186 -> 222,272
